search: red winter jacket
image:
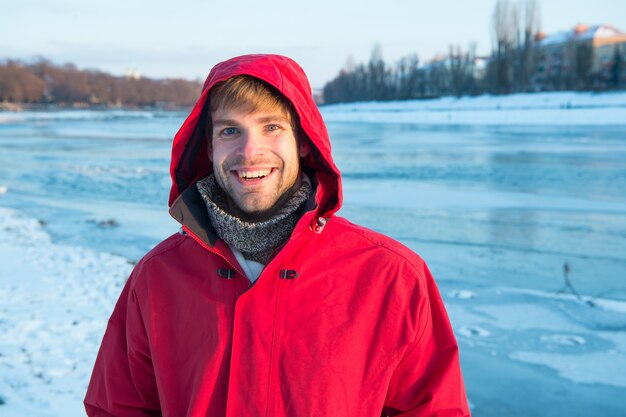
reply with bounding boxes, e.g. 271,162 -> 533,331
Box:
85,54 -> 470,417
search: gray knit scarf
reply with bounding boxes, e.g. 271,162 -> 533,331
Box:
196,173 -> 312,264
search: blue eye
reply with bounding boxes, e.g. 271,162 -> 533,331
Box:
222,127 -> 238,136
267,124 -> 280,131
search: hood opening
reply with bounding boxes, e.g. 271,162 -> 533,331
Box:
168,54 -> 342,220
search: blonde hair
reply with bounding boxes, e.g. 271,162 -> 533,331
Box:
205,75 -> 300,140
210,75 -> 292,114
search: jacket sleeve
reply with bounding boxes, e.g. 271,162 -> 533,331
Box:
84,269 -> 162,416
382,263 -> 471,417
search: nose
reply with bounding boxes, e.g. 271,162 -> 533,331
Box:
238,129 -> 265,158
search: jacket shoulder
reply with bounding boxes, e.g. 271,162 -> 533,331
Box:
139,232 -> 188,265
125,232 -> 192,289
327,216 -> 427,272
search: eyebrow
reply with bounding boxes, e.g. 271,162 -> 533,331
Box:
212,115 -> 291,128
212,119 -> 239,128
255,115 -> 291,124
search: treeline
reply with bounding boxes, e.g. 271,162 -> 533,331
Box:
324,0 -> 625,104
0,58 -> 202,108
323,45 -> 481,104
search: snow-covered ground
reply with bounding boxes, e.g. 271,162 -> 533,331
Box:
0,207 -> 132,416
321,90 -> 626,125
1,91 -> 626,416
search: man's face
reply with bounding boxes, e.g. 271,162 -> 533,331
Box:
210,105 -> 308,222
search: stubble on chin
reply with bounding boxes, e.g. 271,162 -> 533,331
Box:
217,171 -> 301,223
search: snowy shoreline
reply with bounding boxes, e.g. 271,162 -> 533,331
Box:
0,206 -> 132,416
321,91 -> 626,126
1,91 -> 624,127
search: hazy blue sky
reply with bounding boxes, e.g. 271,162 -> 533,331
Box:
2,0 -> 626,88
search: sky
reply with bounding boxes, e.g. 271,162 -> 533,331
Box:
2,0 -> 626,88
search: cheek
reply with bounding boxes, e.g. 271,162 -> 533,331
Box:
210,142 -> 229,165
276,138 -> 300,162
210,152 -> 228,175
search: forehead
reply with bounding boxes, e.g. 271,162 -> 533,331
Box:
211,102 -> 295,129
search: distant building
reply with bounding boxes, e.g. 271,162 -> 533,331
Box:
125,67 -> 141,80
532,24 -> 626,90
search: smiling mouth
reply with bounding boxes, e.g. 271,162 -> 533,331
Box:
235,169 -> 273,180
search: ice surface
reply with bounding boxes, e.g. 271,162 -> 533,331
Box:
0,109 -> 174,123
510,350 -> 626,387
344,179 -> 626,213
445,285 -> 626,393
458,326 -> 491,337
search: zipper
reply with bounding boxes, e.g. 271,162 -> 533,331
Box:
184,223 -> 287,415
265,268 -> 284,417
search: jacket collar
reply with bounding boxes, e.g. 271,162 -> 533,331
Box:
169,184 -> 218,246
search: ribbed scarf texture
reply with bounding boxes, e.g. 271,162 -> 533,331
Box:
197,174 -> 312,264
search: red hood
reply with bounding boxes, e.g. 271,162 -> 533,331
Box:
168,54 -> 342,219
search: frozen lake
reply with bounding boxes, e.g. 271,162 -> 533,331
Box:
1,93 -> 626,416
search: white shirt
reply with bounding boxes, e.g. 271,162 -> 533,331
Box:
229,244 -> 264,283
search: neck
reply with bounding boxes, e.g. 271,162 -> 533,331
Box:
196,173 -> 313,264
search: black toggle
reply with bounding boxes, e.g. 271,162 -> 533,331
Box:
280,269 -> 299,279
216,268 -> 235,279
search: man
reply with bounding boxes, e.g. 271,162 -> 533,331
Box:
85,54 -> 470,417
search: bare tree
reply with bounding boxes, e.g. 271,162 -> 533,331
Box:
344,55 -> 356,74
0,61 -> 45,102
491,0 -> 519,94
368,44 -> 388,100
448,45 -> 474,96
520,0 -> 540,91
395,54 -> 420,99
0,57 -> 202,107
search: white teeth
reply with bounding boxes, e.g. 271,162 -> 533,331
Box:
238,169 -> 271,179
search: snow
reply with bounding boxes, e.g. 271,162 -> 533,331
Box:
0,207 -> 132,416
537,24 -> 621,44
321,91 -> 626,126
540,28 -> 576,45
595,25 -> 625,38
448,289 -> 477,299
